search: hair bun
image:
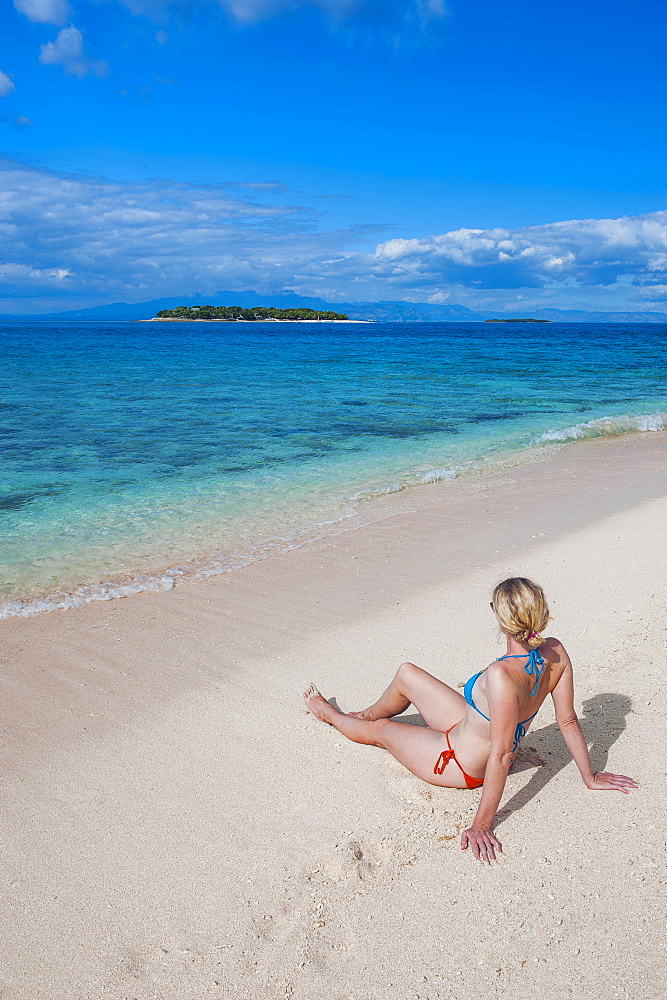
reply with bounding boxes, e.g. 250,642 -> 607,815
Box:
491,578 -> 550,645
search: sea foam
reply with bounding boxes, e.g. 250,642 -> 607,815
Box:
535,412 -> 666,444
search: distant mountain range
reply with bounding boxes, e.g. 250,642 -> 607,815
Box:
2,291 -> 666,324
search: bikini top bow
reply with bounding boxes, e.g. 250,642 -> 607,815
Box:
523,647 -> 545,696
497,646 -> 545,697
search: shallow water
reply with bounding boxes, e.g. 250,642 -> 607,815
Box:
1,320 -> 665,616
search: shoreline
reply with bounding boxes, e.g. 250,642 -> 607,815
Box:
2,429 -> 665,998
2,425 -> 665,619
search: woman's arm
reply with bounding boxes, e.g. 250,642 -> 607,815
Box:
551,651 -> 638,791
460,665 -> 519,863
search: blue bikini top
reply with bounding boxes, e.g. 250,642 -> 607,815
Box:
464,647 -> 545,753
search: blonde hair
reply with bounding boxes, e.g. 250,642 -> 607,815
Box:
491,577 -> 550,647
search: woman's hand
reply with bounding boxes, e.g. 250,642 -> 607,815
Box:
587,771 -> 638,793
460,826 -> 503,863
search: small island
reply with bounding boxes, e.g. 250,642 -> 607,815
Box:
484,318 -> 551,323
149,305 -> 350,322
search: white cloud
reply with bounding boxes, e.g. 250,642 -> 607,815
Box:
1,159 -> 665,313
13,0 -> 71,24
230,0 -> 446,24
0,71 -> 15,97
368,214 -> 667,291
115,0 -> 447,36
39,26 -> 110,78
0,262 -> 70,284
0,159 -> 361,302
220,1 -> 378,26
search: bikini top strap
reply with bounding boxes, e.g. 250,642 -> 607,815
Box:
512,707 -> 540,753
498,646 -> 545,697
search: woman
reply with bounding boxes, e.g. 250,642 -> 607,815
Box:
303,577 -> 637,862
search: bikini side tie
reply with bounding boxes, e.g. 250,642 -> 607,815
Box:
434,748 -> 455,775
511,719 -> 535,753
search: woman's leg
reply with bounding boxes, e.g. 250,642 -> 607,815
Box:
303,684 -> 470,789
350,661 -> 466,732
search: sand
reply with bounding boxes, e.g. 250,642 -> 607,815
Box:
1,431 -> 665,1000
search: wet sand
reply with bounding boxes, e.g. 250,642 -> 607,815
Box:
1,430 -> 665,999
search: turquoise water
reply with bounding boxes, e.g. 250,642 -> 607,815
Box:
1,320 -> 665,616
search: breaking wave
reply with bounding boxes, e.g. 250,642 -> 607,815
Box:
534,412 -> 665,444
418,466 -> 459,484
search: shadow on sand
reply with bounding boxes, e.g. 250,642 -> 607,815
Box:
495,692 -> 633,828
391,693 -> 633,828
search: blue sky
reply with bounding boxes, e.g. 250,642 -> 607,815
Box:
1,0 -> 666,313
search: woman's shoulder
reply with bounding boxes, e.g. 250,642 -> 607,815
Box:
539,636 -> 571,665
486,636 -> 567,665
485,636 -> 571,674
484,659 -> 519,691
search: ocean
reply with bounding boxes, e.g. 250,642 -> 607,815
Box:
1,320 -> 665,618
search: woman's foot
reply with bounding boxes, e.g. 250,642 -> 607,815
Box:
303,683 -> 337,725
347,709 -> 375,720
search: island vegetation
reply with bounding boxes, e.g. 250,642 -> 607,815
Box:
153,305 -> 349,321
484,318 -> 551,323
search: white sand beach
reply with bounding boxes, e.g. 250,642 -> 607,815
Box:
1,431 -> 665,1000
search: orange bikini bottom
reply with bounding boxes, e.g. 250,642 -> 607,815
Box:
433,726 -> 484,789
